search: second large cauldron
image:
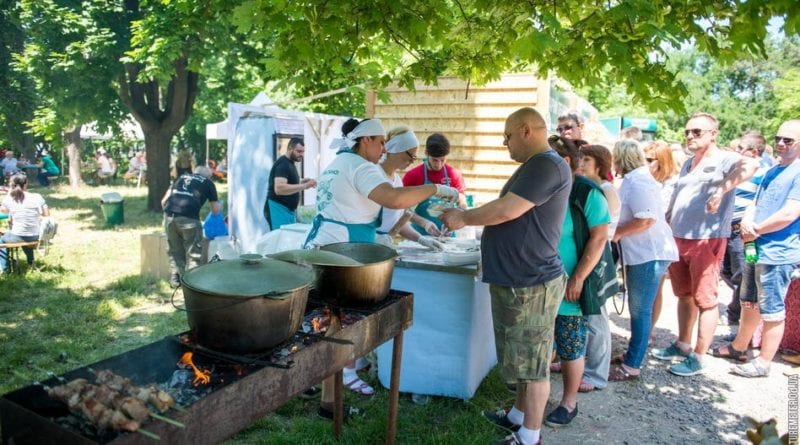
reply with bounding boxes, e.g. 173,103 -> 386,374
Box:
271,243 -> 398,307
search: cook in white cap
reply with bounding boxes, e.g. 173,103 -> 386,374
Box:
304,118 -> 458,247
374,126 -> 445,251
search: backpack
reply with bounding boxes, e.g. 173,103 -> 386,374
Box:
569,176 -> 619,316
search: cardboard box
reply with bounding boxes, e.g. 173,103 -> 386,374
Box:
141,232 -> 211,280
140,232 -> 171,279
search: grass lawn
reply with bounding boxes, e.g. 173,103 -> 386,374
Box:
0,182 -> 509,445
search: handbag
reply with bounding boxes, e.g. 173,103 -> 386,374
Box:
569,177 -> 619,316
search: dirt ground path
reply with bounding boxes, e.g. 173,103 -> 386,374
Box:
543,278 -> 790,444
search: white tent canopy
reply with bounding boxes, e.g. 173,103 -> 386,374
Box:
224,100 -> 349,251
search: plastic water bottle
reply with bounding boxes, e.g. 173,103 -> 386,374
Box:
744,242 -> 758,265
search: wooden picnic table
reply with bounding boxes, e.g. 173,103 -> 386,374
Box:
0,240 -> 39,274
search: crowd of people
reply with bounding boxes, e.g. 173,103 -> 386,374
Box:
437,108 -> 798,445
154,108 -> 797,444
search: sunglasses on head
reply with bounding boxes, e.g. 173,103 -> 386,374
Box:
684,128 -> 710,138
556,124 -> 574,133
774,136 -> 796,146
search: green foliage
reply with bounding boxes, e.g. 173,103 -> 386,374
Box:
577,36 -> 800,144
15,0 -> 128,139
228,0 -> 798,113
774,68 -> 800,122
0,0 -> 37,154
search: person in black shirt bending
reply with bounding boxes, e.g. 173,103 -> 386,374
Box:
265,138 -> 316,229
161,166 -> 222,288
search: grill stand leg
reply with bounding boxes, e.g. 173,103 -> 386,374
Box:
333,368 -> 343,438
386,331 -> 404,445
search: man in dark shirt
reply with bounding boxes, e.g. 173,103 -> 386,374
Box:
441,107 -> 572,445
265,138 -> 316,229
161,166 -> 222,288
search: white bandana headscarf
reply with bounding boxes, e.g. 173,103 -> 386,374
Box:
331,119 -> 386,151
385,130 -> 419,154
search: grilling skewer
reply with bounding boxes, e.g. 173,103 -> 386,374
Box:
22,368 -> 186,432
78,364 -> 185,412
32,365 -> 182,415
13,372 -> 163,441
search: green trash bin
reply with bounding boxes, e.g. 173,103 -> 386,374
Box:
100,192 -> 124,225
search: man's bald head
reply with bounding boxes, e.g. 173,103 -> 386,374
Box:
508,107 -> 546,129
780,119 -> 800,134
504,107 -> 548,162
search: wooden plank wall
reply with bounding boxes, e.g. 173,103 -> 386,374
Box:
367,74 -> 549,206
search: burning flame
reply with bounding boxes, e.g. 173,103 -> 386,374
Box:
311,318 -> 321,333
178,352 -> 212,386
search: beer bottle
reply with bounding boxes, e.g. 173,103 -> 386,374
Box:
744,241 -> 758,265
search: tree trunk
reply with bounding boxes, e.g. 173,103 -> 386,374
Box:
64,125 -> 83,188
119,54 -> 198,211
143,130 -> 174,210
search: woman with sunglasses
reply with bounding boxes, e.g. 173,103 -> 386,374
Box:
375,126 -> 445,251
641,140 -> 680,338
608,140 -> 678,381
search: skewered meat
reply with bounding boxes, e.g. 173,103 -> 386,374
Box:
94,369 -> 132,392
46,372 -> 178,433
94,370 -> 176,412
107,409 -> 140,432
146,385 -> 175,413
116,396 -> 150,423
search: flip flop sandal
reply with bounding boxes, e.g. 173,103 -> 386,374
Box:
344,377 -> 375,396
577,380 -> 596,393
608,365 -> 640,382
710,344 -> 750,362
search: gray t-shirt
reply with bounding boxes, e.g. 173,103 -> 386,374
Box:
667,149 -> 741,239
481,150 -> 572,287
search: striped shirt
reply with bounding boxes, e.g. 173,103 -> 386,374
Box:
732,158 -> 771,224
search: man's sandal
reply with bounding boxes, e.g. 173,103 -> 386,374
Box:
344,377 -> 375,396
608,365 -> 640,382
710,343 -> 750,362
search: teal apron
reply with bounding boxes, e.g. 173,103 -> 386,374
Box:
412,160 -> 450,235
267,199 -> 296,230
304,148 -> 383,246
303,212 -> 382,247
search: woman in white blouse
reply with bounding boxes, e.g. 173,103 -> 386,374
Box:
608,139 -> 678,381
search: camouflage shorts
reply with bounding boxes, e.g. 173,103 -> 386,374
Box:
490,275 -> 566,383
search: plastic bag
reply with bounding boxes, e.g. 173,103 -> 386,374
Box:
203,213 -> 228,240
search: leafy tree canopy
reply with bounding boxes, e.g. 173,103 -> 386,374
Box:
576,35 -> 800,144
231,0 -> 799,113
